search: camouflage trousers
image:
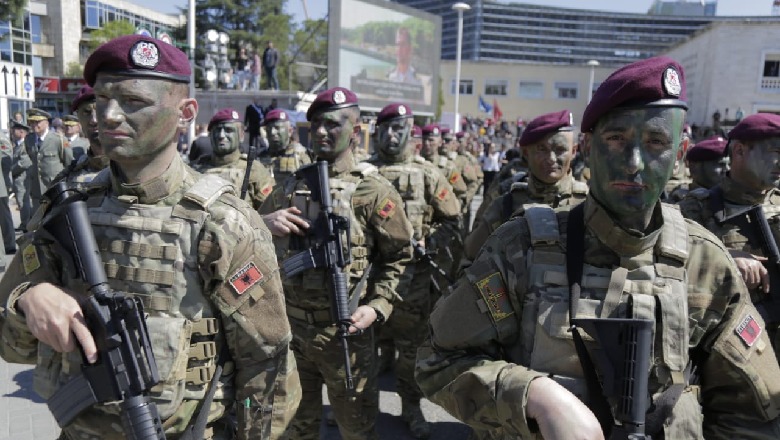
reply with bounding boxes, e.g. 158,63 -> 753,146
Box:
287,318 -> 379,440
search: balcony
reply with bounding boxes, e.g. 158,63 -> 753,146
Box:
761,77 -> 780,91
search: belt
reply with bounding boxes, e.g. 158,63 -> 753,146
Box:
286,304 -> 332,325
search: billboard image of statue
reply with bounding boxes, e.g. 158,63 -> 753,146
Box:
328,0 -> 441,115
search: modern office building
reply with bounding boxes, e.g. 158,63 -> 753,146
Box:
393,0 -> 778,66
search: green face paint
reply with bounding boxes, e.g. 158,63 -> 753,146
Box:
588,107 -> 686,219
264,120 -> 291,153
209,122 -> 242,156
525,131 -> 575,184
309,108 -> 356,161
76,101 -> 102,155
738,136 -> 780,191
690,157 -> 729,189
376,118 -> 412,157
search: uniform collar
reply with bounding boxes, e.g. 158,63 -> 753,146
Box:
328,149 -> 357,176
584,194 -> 663,257
109,153 -> 187,205
528,172 -> 574,202
210,149 -> 241,167
720,174 -> 775,206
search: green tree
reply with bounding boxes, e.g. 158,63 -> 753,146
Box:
288,18 -> 328,92
0,0 -> 27,23
87,20 -> 136,52
65,61 -> 83,78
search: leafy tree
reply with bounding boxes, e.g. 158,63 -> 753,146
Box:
87,20 -> 135,52
0,0 -> 27,24
65,61 -> 83,77
288,18 -> 328,92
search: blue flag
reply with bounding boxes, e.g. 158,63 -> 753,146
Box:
478,95 -> 493,114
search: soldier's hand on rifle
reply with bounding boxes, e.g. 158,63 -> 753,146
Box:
348,305 -> 377,334
262,207 -> 310,237
526,376 -> 604,440
731,251 -> 770,294
17,283 -> 98,363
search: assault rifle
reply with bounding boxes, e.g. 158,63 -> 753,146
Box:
240,137 -> 265,199
571,317 -> 654,440
747,206 -> 780,323
411,238 -> 453,292
279,161 -> 356,391
39,182 -> 166,440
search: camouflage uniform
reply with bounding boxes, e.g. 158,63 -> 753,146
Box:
475,158 -> 527,222
25,129 -> 74,212
0,155 -> 301,439
463,172 -> 587,269
417,195 -> 780,439
0,134 -> 15,251
11,135 -> 32,227
666,181 -> 701,204
195,148 -> 275,210
259,150 -> 414,440
448,150 -> 480,225
53,150 -> 110,188
257,141 -> 311,185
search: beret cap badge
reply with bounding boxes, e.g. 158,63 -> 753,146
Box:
130,41 -> 160,69
398,105 -> 407,116
231,111 -> 239,120
333,90 -> 346,104
663,67 -> 681,97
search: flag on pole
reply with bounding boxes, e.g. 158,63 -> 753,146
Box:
478,95 -> 492,114
493,99 -> 503,121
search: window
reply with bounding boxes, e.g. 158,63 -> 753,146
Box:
518,81 -> 543,99
555,82 -> 578,99
765,60 -> 780,78
85,1 -> 99,28
450,78 -> 474,95
485,79 -> 508,96
30,15 -> 41,43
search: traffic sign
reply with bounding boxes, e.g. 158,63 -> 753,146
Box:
0,62 -> 35,101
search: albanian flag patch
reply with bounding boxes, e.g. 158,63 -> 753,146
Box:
229,262 -> 264,295
735,314 -> 762,347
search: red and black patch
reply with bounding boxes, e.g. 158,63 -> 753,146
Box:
229,262 -> 264,295
735,314 -> 762,347
476,272 -> 514,322
437,187 -> 449,201
376,197 -> 396,219
260,185 -> 273,196
449,171 -> 461,184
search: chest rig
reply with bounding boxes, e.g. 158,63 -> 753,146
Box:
200,159 -> 245,192
377,160 -> 430,239
502,203 -> 695,436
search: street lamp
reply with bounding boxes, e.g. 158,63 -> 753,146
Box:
586,59 -> 600,104
452,2 -> 470,133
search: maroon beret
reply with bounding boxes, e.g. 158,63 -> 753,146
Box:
518,110 -> 574,147
208,108 -> 241,130
377,103 -> 413,126
412,125 -> 422,138
84,35 -> 191,87
264,108 -> 290,125
728,113 -> 780,142
455,131 -> 466,139
306,87 -> 359,121
686,136 -> 728,162
70,85 -> 95,113
581,56 -> 687,132
422,124 -> 440,137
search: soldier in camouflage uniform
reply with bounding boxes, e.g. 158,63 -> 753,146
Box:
368,103 -> 461,438
678,113 -> 780,360
662,130 -> 691,201
442,128 -> 479,232
194,108 -> 275,210
24,108 -> 74,214
259,108 -> 311,184
0,132 -> 15,253
61,115 -> 90,160
9,120 -> 32,230
259,87 -> 414,440
416,57 -> 780,439
0,35 -> 300,439
666,135 -> 728,203
455,131 -> 483,223
463,110 -> 588,271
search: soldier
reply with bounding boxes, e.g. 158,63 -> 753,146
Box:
8,120 -> 32,230
442,128 -> 479,231
62,115 -> 90,160
259,87 -> 414,440
416,57 -> 780,439
259,108 -> 312,183
195,108 -> 275,209
24,108 -> 74,214
0,131 -> 15,253
368,103 -> 461,439
462,110 -> 588,271
0,35 -> 300,439
666,135 -> 729,203
678,113 -> 780,359
474,147 -> 527,223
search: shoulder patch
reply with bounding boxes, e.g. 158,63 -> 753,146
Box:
353,161 -> 378,177
260,184 -> 273,196
448,171 -> 461,184
22,244 -> 40,275
736,314 -> 762,347
475,272 -> 514,322
437,187 -> 449,201
229,261 -> 264,295
376,197 -> 396,219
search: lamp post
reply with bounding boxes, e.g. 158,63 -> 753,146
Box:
188,0 -> 196,143
452,2 -> 471,133
586,59 -> 600,104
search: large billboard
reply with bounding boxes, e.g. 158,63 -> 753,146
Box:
328,0 -> 441,116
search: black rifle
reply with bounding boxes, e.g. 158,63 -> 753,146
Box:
279,161 -> 356,391
747,206 -> 780,322
240,137 -> 264,200
571,317 -> 654,440
39,182 -> 166,440
411,238 -> 453,292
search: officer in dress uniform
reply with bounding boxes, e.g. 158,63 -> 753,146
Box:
61,115 -> 90,161
416,56 -> 780,439
259,108 -> 311,184
0,131 -> 16,253
194,108 -> 276,210
259,87 -> 414,440
666,135 -> 729,203
368,103 -> 461,439
0,34 -> 300,439
462,110 -> 588,270
9,120 -> 32,230
24,108 -> 73,214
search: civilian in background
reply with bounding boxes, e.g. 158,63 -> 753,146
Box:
188,123 -> 213,163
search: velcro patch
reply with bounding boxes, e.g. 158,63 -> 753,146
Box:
260,185 -> 273,196
437,187 -> 449,201
449,171 -> 461,184
377,198 -> 396,219
475,272 -> 514,322
229,262 -> 264,295
23,244 -> 40,275
735,314 -> 761,347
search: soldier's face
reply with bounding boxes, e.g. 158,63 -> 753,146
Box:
525,131 -> 575,184
94,74 -> 196,163
309,108 -> 357,161
76,101 -> 102,155
377,118 -> 412,156
586,107 -> 686,218
689,157 -> 729,189
735,137 -> 780,191
421,136 -> 439,159
265,120 -> 290,152
210,122 -> 242,156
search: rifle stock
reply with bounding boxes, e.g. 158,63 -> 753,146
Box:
748,206 -> 780,322
240,137 -> 263,200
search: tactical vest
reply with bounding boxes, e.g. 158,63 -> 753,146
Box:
34,173 -> 235,425
260,147 -> 306,183
495,204 -> 701,438
277,163 -> 373,310
200,158 -> 245,191
375,159 -> 431,239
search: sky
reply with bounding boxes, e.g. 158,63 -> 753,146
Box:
130,0 -> 776,20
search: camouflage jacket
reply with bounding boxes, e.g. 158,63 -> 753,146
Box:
258,142 -> 312,185
417,195 -> 780,439
424,153 -> 468,198
476,158 -> 528,221
51,150 -> 110,189
0,154 -> 300,439
195,149 -> 275,210
448,151 -> 481,203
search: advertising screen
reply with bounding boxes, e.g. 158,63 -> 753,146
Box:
328,0 -> 441,115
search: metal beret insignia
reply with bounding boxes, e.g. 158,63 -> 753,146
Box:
333,90 -> 346,104
398,105 -> 407,116
130,40 -> 160,68
231,111 -> 239,120
662,67 -> 681,97
280,112 -> 286,120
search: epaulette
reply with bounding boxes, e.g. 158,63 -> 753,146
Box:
352,161 -> 378,177
181,174 -> 235,209
413,155 -> 427,164
572,180 -> 589,195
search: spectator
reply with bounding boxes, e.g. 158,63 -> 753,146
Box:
265,98 -> 278,115
262,41 -> 279,90
250,50 -> 261,91
479,142 -> 501,196
244,97 -> 265,149
188,123 -> 212,163
235,47 -> 249,90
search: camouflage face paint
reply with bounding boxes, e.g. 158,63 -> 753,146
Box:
377,118 -> 412,157
525,131 -> 575,185
690,157 -> 729,189
738,136 -> 780,191
309,108 -> 356,161
265,120 -> 291,153
210,121 -> 242,156
76,101 -> 102,155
